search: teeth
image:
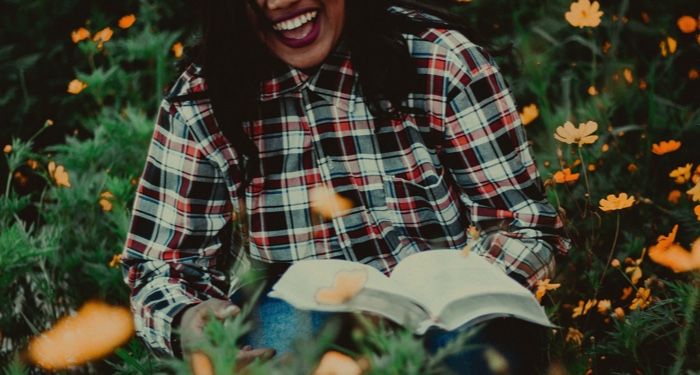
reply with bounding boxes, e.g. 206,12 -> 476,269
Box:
272,11 -> 317,31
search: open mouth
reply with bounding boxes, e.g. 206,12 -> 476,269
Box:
269,8 -> 321,48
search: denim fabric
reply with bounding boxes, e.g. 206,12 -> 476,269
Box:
233,284 -> 548,374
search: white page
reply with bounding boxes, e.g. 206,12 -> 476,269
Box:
388,250 -> 534,317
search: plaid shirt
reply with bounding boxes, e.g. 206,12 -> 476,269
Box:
121,12 -> 568,357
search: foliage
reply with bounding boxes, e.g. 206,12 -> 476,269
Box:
1,0 -> 699,374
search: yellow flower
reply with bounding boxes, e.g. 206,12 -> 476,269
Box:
565,327 -> 584,346
677,15 -> 698,34
47,161 -> 71,188
313,351 -> 364,375
27,301 -> 134,370
660,37 -> 677,57
315,269 -> 367,305
519,104 -> 539,126
172,42 -> 184,59
92,27 -> 114,48
687,183 -> 700,202
669,163 -> 692,184
629,288 -> 652,310
597,299 -> 611,314
108,254 -> 122,268
535,279 -> 560,302
565,0 -> 604,28
99,191 -> 115,212
67,79 -> 87,95
118,14 -> 136,29
554,121 -> 599,146
651,140 -> 681,155
624,248 -> 645,285
71,27 -> 90,43
668,190 -> 682,204
554,168 -> 580,184
599,193 -> 635,212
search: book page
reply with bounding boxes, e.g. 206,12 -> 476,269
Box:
268,259 -> 430,326
389,250 -> 541,320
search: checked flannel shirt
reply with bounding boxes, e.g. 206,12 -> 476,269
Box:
121,9 -> 568,357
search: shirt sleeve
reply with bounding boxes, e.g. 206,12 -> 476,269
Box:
120,99 -> 234,356
440,40 -> 569,290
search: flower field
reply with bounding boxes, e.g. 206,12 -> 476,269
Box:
1,0 -> 699,374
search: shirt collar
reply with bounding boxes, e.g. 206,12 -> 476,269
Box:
258,39 -> 358,113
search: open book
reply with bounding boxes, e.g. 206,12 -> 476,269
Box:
268,250 -> 555,334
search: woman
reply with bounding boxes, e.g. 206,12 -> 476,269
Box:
121,0 -> 568,372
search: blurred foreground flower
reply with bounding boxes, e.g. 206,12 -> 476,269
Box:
118,14 -> 136,29
315,269 -> 368,305
48,161 -> 71,187
310,185 -> 354,219
27,301 -> 134,370
553,168 -> 580,184
71,27 -> 90,43
669,163 -> 692,184
313,351 -> 365,375
554,121 -> 598,146
599,193 -> 635,212
651,140 -> 681,155
565,0 -> 603,28
67,79 -> 87,95
649,225 -> 700,272
519,104 -> 539,125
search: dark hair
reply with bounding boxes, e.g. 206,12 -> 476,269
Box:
176,0 -> 514,190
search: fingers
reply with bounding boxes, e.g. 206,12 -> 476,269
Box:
213,303 -> 240,320
235,347 -> 276,369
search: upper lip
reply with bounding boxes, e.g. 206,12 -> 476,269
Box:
269,7 -> 319,24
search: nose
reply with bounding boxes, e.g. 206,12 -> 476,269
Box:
264,0 -> 301,10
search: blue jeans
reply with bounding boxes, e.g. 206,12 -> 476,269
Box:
231,283 -> 548,374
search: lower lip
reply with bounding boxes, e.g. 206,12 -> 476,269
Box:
274,15 -> 321,49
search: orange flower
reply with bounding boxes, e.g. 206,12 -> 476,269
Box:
71,27 -> 90,43
587,85 -> 598,96
660,37 -> 677,57
315,269 -> 367,305
313,351 -> 364,375
572,299 -> 597,318
118,14 -> 136,29
669,163 -> 693,184
565,0 -> 604,28
623,68 -> 633,84
48,161 -> 71,188
108,254 -> 122,268
27,159 -> 40,170
519,104 -> 539,126
649,225 -> 700,273
565,327 -> 584,346
553,168 -> 580,184
621,286 -> 633,300
677,15 -> 698,34
668,190 -> 682,204
651,140 -> 681,155
690,69 -> 700,80
535,279 -> 560,302
597,300 -> 611,314
627,163 -> 638,173
92,27 -> 114,48
625,249 -> 645,285
687,183 -> 700,202
639,79 -> 647,90
629,288 -> 652,310
695,206 -> 700,221
599,193 -> 635,212
611,259 -> 621,268
67,79 -> 87,95
27,301 -> 134,370
310,186 -> 354,219
172,42 -> 184,59
554,121 -> 599,146
3,144 -> 11,154
601,41 -> 612,54
613,307 -> 625,320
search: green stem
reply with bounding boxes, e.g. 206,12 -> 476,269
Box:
596,212 -> 620,295
669,275 -> 700,375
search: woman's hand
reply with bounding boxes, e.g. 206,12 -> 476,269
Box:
179,299 -> 276,368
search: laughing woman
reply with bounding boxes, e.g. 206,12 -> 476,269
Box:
121,0 -> 568,373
